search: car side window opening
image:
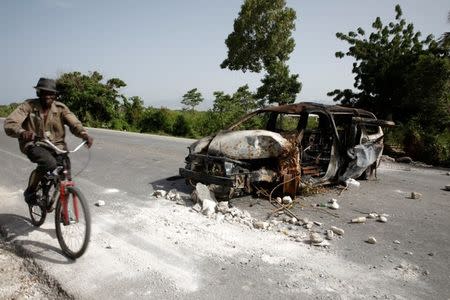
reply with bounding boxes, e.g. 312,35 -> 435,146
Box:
300,112 -> 334,178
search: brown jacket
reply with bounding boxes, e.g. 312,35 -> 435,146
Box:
4,98 -> 87,153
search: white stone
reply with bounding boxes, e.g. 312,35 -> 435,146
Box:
95,200 -> 105,207
195,183 -> 217,202
166,189 -> 178,200
153,190 -> 167,198
328,202 -> 339,210
378,216 -> 388,223
299,218 -> 309,224
330,226 -> 345,236
289,217 -> 298,224
393,240 -> 401,244
328,198 -> 337,204
367,213 -> 378,219
217,201 -> 230,213
444,184 -> 450,191
276,197 -> 282,204
410,192 -> 422,199
253,221 -> 270,230
309,232 -> 324,244
202,199 -> 217,216
312,240 -> 330,247
326,230 -> 334,240
367,236 -> 377,244
282,196 -> 293,204
351,216 -> 367,223
345,178 -> 360,188
304,222 -> 313,229
271,220 -> 281,226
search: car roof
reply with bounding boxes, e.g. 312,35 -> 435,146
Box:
257,102 -> 376,118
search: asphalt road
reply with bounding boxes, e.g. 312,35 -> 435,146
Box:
1,120 -> 449,299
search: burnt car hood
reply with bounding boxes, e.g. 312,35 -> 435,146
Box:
190,130 -> 292,160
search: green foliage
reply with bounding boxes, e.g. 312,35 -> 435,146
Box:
122,96 -> 144,130
57,71 -> 126,127
221,0 -> 301,105
328,5 -> 447,122
221,0 -> 296,72
0,103 -> 19,117
139,107 -> 175,134
329,5 -> 450,165
172,114 -> 192,137
181,88 -> 204,111
232,84 -> 259,113
256,61 -> 302,105
438,11 -> 450,49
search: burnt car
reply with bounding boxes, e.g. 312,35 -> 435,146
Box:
179,102 -> 394,198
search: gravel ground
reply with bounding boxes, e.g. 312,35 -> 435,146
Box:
0,234 -> 71,300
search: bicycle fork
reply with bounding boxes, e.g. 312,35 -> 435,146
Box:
59,181 -> 79,225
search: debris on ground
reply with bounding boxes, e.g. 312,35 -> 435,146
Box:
393,240 -> 401,244
367,236 -> 377,244
367,213 -> 378,219
444,184 -> 450,191
351,216 -> 367,223
378,215 -> 388,223
410,192 -> 422,199
282,196 -> 293,205
309,232 -> 324,244
328,198 -> 339,210
153,190 -> 167,198
345,178 -> 360,188
330,226 -> 345,236
326,230 -> 334,240
95,200 -> 105,207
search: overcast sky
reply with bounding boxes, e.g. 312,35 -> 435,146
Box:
0,0 -> 448,109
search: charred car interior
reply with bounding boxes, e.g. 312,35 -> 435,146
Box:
179,102 -> 394,199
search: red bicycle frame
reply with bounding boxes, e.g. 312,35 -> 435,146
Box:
59,181 -> 78,225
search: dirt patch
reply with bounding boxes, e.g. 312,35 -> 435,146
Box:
0,227 -> 72,300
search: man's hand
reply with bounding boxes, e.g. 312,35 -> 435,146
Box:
81,133 -> 93,148
20,131 -> 35,142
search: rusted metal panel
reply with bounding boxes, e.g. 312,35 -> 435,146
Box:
207,130 -> 292,160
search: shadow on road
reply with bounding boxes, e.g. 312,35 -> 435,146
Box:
149,176 -> 192,194
0,213 -> 74,264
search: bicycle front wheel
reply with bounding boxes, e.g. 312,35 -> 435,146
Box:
55,186 -> 91,259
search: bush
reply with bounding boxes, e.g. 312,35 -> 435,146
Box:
172,114 -> 192,137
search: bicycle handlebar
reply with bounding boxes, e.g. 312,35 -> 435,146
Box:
36,139 -> 87,154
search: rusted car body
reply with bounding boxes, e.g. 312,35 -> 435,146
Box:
179,102 -> 394,198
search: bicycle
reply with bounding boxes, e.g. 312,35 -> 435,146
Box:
27,139 -> 91,259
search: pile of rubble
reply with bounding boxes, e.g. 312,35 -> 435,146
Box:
152,183 -> 352,247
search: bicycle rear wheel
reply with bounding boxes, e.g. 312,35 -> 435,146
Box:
55,186 -> 91,259
28,183 -> 47,227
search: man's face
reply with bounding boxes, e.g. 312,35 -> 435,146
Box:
38,90 -> 57,108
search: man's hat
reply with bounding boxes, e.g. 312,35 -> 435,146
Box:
34,78 -> 58,93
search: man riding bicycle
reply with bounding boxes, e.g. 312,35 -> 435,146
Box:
4,77 -> 93,205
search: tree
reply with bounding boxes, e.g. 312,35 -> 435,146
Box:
328,5 -> 446,122
57,71 -> 126,126
439,11 -> 450,49
256,61 -> 302,105
181,88 -> 204,111
221,0 -> 301,105
329,5 -> 450,165
231,84 -> 259,113
122,96 -> 145,128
